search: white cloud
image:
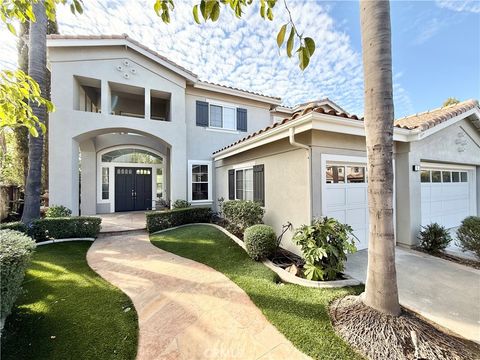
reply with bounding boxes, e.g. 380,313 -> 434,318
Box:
0,0 -> 414,117
413,18 -> 443,45
436,0 -> 480,13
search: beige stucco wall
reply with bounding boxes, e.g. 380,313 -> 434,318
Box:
215,137 -> 310,255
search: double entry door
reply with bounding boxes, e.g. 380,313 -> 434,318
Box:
114,167 -> 152,212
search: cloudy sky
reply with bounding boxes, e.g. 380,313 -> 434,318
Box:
0,0 -> 479,117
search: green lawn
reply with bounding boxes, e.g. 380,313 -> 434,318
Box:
1,241 -> 138,360
150,225 -> 363,360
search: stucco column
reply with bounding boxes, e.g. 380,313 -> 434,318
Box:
311,147 -> 322,219
101,80 -> 110,115
144,88 -> 151,120
395,147 -> 421,247
79,139 -> 96,215
49,131 -> 80,215
169,146 -> 187,203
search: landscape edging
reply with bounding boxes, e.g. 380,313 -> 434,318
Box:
153,223 -> 362,288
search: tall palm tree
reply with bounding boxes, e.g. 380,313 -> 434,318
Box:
360,0 -> 400,315
21,1 -> 47,223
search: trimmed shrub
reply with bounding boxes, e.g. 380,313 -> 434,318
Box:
0,221 -> 27,233
222,200 -> 264,236
45,205 -> 72,218
244,224 -> 277,261
172,200 -> 190,209
0,230 -> 36,330
293,217 -> 357,281
146,207 -> 212,233
418,223 -> 452,253
30,217 -> 102,242
456,216 -> 480,259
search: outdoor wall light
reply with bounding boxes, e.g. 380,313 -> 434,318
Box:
412,165 -> 420,172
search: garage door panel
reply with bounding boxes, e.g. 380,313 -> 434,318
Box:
421,166 -> 472,229
326,188 -> 346,207
326,210 -> 346,223
346,187 -> 367,205
346,207 -> 367,228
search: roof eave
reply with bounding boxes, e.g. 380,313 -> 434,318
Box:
194,81 -> 282,105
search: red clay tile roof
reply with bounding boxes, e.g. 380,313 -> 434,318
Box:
199,81 -> 281,101
213,104 -> 362,155
394,99 -> 479,131
213,99 -> 480,155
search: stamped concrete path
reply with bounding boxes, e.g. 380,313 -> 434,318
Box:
87,231 -> 309,360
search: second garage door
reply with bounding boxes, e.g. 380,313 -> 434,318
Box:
421,166 -> 472,228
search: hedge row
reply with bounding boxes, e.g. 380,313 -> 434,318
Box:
146,207 -> 212,233
0,230 -> 36,330
0,217 -> 101,242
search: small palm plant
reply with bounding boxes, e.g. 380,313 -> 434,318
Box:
418,223 -> 452,253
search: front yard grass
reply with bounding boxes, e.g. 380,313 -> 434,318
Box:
1,241 -> 138,360
150,225 -> 363,360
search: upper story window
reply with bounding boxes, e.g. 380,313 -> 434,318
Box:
75,76 -> 101,113
110,82 -> 145,118
196,100 -> 247,132
151,90 -> 171,121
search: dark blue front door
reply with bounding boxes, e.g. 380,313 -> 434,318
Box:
114,167 -> 152,212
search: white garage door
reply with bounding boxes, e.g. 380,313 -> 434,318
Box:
421,167 -> 472,228
324,163 -> 369,250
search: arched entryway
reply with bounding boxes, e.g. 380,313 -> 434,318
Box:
97,146 -> 166,212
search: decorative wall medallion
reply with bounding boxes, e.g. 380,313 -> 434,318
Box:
115,59 -> 137,80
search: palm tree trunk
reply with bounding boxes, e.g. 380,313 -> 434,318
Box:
21,1 -> 47,223
360,0 -> 400,316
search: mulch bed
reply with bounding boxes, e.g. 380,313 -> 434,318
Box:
330,295 -> 480,360
414,248 -> 480,270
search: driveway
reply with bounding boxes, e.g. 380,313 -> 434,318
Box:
344,247 -> 480,343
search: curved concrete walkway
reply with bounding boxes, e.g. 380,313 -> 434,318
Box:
87,231 -> 309,360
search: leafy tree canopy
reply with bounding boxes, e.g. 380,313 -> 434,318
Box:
442,97 -> 460,107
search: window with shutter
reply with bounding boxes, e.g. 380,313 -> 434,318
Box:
196,101 -> 209,127
237,108 -> 247,132
253,165 -> 265,206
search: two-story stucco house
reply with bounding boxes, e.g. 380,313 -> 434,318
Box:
47,34 -> 480,252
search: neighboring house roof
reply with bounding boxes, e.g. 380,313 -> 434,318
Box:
46,34 -> 281,105
394,99 -> 480,131
213,99 -> 480,157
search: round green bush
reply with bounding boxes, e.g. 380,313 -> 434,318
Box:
418,223 -> 452,253
456,216 -> 480,259
244,224 -> 276,261
172,200 -> 191,209
45,205 -> 72,218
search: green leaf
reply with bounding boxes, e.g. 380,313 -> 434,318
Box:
193,5 -> 200,24
266,7 -> 273,21
286,26 -> 295,58
276,24 -> 287,47
74,0 -> 83,15
298,46 -> 310,70
211,2 -> 220,21
304,37 -> 315,56
6,23 -> 16,35
200,0 -> 207,20
260,5 -> 265,18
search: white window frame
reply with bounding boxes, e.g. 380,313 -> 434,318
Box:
234,166 -> 254,201
188,160 -> 213,203
207,99 -> 238,131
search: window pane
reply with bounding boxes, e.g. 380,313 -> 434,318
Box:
245,168 -> 254,201
326,165 -> 345,183
236,170 -> 244,200
192,165 -> 208,182
460,172 -> 468,182
347,166 -> 365,183
102,167 -> 109,199
210,105 -> 222,127
156,168 -> 163,199
101,148 -> 162,164
431,171 -> 441,183
442,171 -> 451,183
223,107 -> 236,130
420,170 -> 430,183
192,183 -> 208,200
452,171 -> 460,183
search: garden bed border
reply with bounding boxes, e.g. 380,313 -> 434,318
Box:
36,238 -> 95,246
153,223 -> 362,288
